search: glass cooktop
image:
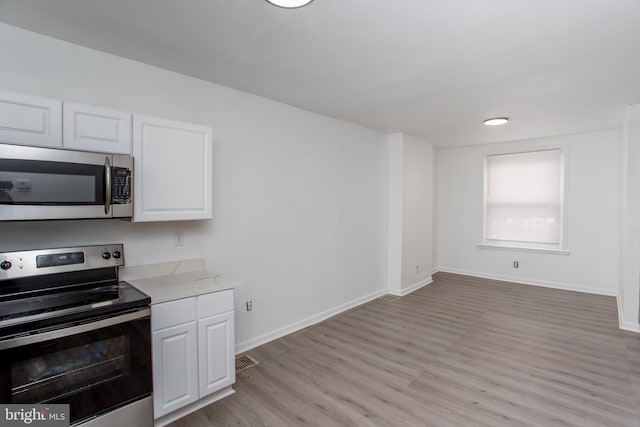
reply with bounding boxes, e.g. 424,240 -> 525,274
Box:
0,281 -> 150,337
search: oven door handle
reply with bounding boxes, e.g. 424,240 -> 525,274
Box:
0,308 -> 150,350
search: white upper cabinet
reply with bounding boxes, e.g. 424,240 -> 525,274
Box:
133,115 -> 213,222
1,89 -> 214,223
0,90 -> 62,148
63,102 -> 132,154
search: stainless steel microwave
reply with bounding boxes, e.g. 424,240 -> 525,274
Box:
0,144 -> 133,221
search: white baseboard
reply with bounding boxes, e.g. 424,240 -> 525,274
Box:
622,321 -> 640,333
388,276 -> 433,297
614,295 -> 640,333
235,288 -> 387,354
436,267 -> 619,297
617,294 -> 625,330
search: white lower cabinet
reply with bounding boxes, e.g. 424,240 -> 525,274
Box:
198,311 -> 235,397
151,289 -> 235,421
152,322 -> 198,417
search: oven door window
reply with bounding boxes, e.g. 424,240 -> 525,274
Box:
12,335 -> 130,403
0,159 -> 104,205
0,316 -> 151,425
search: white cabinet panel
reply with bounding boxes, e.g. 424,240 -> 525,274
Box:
197,289 -> 233,319
151,289 -> 236,420
152,322 -> 198,418
133,115 -> 212,222
198,312 -> 235,397
152,297 -> 196,331
63,102 -> 132,154
0,90 -> 62,148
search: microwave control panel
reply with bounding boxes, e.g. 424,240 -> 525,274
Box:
111,167 -> 131,204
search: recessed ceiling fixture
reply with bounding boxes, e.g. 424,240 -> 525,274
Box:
483,117 -> 509,126
266,0 -> 314,8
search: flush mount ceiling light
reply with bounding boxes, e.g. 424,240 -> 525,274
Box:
483,117 -> 509,126
266,0 -> 314,8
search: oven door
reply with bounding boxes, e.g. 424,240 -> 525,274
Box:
0,309 -> 151,425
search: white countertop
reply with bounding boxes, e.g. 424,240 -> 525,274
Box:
120,259 -> 240,304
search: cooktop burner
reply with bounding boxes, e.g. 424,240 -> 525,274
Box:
0,281 -> 147,328
0,284 -> 119,319
0,244 -> 149,338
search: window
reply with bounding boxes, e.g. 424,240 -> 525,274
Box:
484,149 -> 564,249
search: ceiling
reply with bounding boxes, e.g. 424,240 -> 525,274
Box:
1,0 -> 639,147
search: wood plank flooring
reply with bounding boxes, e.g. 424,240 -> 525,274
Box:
169,272 -> 640,426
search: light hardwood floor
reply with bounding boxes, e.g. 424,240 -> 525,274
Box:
169,272 -> 640,426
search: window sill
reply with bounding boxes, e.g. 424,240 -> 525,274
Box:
477,242 -> 570,256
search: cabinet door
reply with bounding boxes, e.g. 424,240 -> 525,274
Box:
63,102 -> 132,154
132,115 -> 212,222
152,322 -> 198,418
0,90 -> 62,148
198,311 -> 235,397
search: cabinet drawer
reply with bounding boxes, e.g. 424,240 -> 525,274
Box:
152,297 -> 196,331
197,289 -> 234,318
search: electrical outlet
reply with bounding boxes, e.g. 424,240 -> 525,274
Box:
513,261 -> 519,268
173,231 -> 184,247
416,265 -> 420,273
246,300 -> 253,311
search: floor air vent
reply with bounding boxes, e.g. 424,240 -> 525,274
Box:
379,294 -> 400,302
235,354 -> 258,373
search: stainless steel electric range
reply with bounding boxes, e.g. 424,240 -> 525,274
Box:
0,244 -> 152,427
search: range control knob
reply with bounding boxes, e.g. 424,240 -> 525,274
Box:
112,251 -> 121,259
101,252 -> 111,260
0,261 -> 12,270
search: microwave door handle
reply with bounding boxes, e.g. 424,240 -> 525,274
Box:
104,156 -> 111,215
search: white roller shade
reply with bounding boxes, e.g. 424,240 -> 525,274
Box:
485,149 -> 562,244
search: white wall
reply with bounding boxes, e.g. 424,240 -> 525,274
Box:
0,23 -> 389,350
437,129 -> 622,295
386,133 -> 434,295
621,105 -> 640,331
401,134 -> 434,289
386,133 -> 404,293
